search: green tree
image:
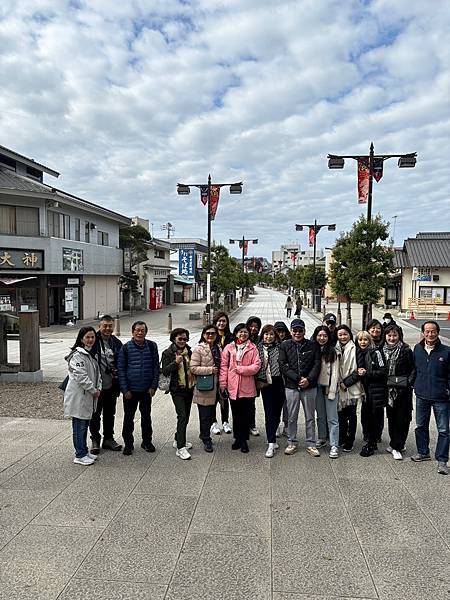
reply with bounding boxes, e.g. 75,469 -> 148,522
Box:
273,271 -> 289,289
119,224 -> 152,292
329,215 -> 394,327
209,244 -> 242,303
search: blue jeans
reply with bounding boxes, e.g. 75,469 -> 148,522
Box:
72,417 -> 89,458
315,385 -> 339,447
415,396 -> 449,462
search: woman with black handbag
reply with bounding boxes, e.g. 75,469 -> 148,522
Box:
381,324 -> 416,460
161,328 -> 195,460
190,324 -> 221,453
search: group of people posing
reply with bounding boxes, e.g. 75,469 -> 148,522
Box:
63,310 -> 450,475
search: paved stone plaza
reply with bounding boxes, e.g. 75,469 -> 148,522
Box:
0,288 -> 449,599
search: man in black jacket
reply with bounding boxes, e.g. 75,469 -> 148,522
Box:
278,319 -> 321,456
90,315 -> 123,454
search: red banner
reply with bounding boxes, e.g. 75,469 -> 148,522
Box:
309,226 -> 315,247
357,158 -> 369,204
239,240 -> 249,255
200,185 -> 221,220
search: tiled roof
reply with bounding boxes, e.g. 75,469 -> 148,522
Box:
0,144 -> 59,177
397,233 -> 450,268
0,168 -> 51,193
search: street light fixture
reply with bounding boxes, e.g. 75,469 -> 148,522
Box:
295,220 -> 336,312
177,175 -> 243,321
229,236 -> 258,301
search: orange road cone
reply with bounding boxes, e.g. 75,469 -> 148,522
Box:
409,310 -> 416,320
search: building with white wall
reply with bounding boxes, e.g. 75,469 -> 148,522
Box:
0,144 -> 130,326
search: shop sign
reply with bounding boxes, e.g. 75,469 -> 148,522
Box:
0,295 -> 12,311
179,249 -> 195,276
67,278 -> 79,285
0,249 -> 44,270
65,287 -> 74,312
63,248 -> 84,272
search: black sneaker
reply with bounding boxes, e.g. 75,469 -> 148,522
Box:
232,440 -> 242,450
123,446 -> 134,456
240,441 -> 249,453
141,442 -> 155,453
90,439 -> 101,455
342,443 -> 353,452
102,438 -> 122,451
204,441 -> 213,453
360,444 -> 375,457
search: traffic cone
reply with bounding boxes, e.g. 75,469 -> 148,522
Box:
447,311 -> 450,320
409,310 -> 416,320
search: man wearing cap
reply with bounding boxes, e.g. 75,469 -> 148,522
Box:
323,313 -> 338,345
278,318 -> 321,456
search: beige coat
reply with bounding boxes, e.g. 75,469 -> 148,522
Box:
190,342 -> 217,405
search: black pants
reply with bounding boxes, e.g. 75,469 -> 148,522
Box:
361,400 -> 385,441
197,404 -> 215,443
230,397 -> 254,443
387,398 -> 412,451
261,377 -> 285,443
286,308 -> 292,318
215,389 -> 230,423
338,405 -> 357,446
89,387 -> 119,442
122,391 -> 153,448
363,400 -> 385,446
249,397 -> 257,429
171,389 -> 193,449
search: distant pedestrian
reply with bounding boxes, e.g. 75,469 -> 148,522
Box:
161,328 -> 195,460
355,331 -> 388,457
256,324 -> 285,458
381,324 -> 415,461
64,326 -> 102,466
117,321 -> 159,456
245,316 -> 263,435
382,312 -> 396,329
89,315 -> 123,455
312,326 -> 340,459
190,325 -> 221,453
411,321 -> 449,475
335,325 -> 364,453
278,318 -> 321,457
220,323 -> 261,453
285,296 -> 293,318
294,296 -> 303,317
211,311 -> 233,435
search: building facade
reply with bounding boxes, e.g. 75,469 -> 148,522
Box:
169,238 -> 207,303
0,145 -> 130,326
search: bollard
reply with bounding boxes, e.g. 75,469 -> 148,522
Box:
167,312 -> 173,333
0,315 -> 7,365
114,314 -> 121,336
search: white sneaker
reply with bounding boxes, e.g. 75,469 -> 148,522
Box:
265,443 -> 276,458
172,441 -> 193,449
273,443 -> 279,450
392,450 -> 403,460
250,428 -> 260,436
176,447 -> 191,460
386,446 -> 393,453
87,452 -> 98,460
222,422 -> 232,434
329,446 -> 339,459
211,422 -> 221,435
307,446 -> 320,457
74,455 -> 95,465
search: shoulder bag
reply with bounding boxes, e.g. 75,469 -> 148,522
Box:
196,374 -> 215,391
387,374 -> 409,388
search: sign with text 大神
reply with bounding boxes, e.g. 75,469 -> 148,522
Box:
0,249 -> 44,270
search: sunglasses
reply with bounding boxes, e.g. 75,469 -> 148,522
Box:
176,337 -> 188,341
205,332 -> 216,336
292,328 -> 305,333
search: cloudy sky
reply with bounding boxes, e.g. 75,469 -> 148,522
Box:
1,0 -> 449,259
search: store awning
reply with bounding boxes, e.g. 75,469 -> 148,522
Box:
0,276 -> 38,285
173,275 -> 194,285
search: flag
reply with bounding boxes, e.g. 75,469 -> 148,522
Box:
210,186 -> 221,220
309,226 -> 315,247
372,157 -> 384,182
357,158 -> 369,204
200,186 -> 208,205
239,240 -> 249,255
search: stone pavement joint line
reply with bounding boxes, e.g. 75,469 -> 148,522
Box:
0,288 -> 449,599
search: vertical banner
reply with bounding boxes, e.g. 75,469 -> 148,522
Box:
200,186 -> 208,205
239,240 -> 249,255
179,249 -> 195,276
372,157 -> 384,182
357,158 -> 369,204
210,185 -> 221,220
308,226 -> 316,247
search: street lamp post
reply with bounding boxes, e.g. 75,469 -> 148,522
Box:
295,221 -> 336,312
229,236 -> 258,302
177,176 -> 243,321
327,143 -> 416,325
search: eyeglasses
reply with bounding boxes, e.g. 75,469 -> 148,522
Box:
205,332 -> 216,336
292,328 -> 305,333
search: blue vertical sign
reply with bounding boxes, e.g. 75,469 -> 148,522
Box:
179,249 -> 195,276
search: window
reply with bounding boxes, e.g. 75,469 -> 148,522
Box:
63,214 -> 70,240
74,218 -> 80,241
26,166 -> 42,181
97,231 -> 109,246
0,153 -> 16,171
85,222 -> 90,243
418,267 -> 431,276
154,249 -> 165,259
48,211 -> 61,238
419,287 -> 446,302
0,205 -> 39,236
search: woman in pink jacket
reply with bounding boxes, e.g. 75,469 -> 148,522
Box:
219,322 -> 261,453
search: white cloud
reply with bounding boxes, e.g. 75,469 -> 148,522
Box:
0,0 -> 449,256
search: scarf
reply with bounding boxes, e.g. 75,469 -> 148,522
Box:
177,346 -> 195,389
338,340 -> 362,407
383,342 -> 402,406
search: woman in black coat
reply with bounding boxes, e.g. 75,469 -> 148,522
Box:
380,324 -> 415,460
355,330 -> 388,457
161,328 -> 195,460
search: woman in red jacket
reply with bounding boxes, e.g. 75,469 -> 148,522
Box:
219,323 -> 261,453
